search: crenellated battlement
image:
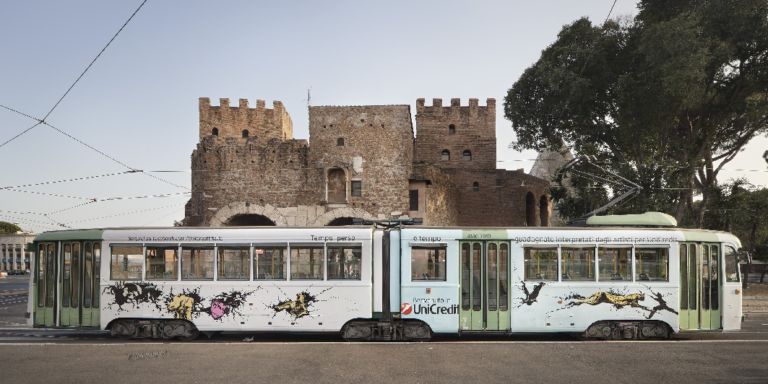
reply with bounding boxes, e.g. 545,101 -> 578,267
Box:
414,97 -> 497,171
415,97 -> 495,116
198,97 -> 293,142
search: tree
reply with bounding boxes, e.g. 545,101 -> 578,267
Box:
704,179 -> 768,261
505,0 -> 768,226
0,221 -> 22,234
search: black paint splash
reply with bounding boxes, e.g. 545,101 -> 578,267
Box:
270,287 -> 332,320
639,288 -> 678,319
205,290 -> 256,321
103,282 -> 164,312
516,282 -> 545,307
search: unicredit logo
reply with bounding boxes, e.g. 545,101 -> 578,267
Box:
401,302 -> 458,315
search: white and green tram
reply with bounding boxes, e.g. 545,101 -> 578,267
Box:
28,213 -> 743,340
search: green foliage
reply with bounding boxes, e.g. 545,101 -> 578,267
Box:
505,0 -> 768,226
704,180 -> 768,260
0,221 -> 22,234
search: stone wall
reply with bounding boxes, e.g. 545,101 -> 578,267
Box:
308,105 -> 414,216
185,96 -> 551,228
198,98 -> 293,144
414,98 -> 496,171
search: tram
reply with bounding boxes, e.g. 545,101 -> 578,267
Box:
27,212 -> 743,340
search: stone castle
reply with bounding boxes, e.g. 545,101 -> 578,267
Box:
183,97 -> 551,227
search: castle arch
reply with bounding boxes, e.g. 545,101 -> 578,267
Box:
209,202 -> 287,227
212,127 -> 219,136
462,150 -> 472,161
525,192 -> 537,226
441,150 -> 450,161
310,207 -> 376,227
242,129 -> 249,138
327,217 -> 357,226
448,124 -> 456,135
539,195 -> 550,227
226,214 -> 275,226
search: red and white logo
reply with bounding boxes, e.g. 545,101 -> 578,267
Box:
400,303 -> 413,315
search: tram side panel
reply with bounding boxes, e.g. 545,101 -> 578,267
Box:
98,228 -> 375,333
398,229 -> 461,334
508,230 -> 682,334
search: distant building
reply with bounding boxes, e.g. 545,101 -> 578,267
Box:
184,97 -> 551,227
0,232 -> 34,272
529,142 -> 574,226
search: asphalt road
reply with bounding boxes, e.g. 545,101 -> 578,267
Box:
0,338 -> 767,383
0,275 -> 29,327
1,276 -> 767,383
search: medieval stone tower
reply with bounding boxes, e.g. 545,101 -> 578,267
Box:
184,96 -> 551,227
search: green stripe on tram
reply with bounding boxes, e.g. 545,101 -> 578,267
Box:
461,229 -> 508,240
680,230 -> 721,243
35,229 -> 104,241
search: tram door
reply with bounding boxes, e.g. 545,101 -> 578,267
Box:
59,241 -> 101,327
34,242 -> 57,327
679,243 -> 721,330
459,241 -> 510,331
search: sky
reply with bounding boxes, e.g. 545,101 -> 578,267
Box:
1,1 -> 766,233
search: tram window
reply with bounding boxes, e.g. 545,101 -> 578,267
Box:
145,246 -> 178,281
83,242 -> 93,308
724,246 -> 739,282
635,248 -> 669,281
110,246 -> 143,280
181,247 -> 214,280
327,245 -> 362,280
62,243 -> 72,308
290,246 -> 324,280
220,247 -> 251,280
45,244 -> 55,307
71,242 -> 81,307
93,244 -> 101,307
598,247 -> 630,281
523,247 -> 558,281
37,243 -> 48,307
411,247 -> 447,281
499,243 -> 509,311
561,247 -> 595,281
254,247 -> 285,280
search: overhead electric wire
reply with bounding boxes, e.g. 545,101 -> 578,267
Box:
41,0 -> 148,122
0,106 -> 189,190
1,188 -> 189,201
0,0 -> 148,149
0,170 -> 139,190
66,203 -> 184,225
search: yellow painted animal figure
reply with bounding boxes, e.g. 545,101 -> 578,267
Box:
574,291 -> 645,308
167,294 -> 195,320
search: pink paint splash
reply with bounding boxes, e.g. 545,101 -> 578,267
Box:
210,299 -> 227,319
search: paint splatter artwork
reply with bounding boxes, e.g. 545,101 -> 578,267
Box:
515,282 -> 545,308
103,282 -> 164,312
269,287 -> 333,320
104,283 -> 256,321
555,288 -> 677,319
165,288 -> 205,320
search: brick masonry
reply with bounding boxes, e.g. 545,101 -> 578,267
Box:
184,97 -> 551,227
